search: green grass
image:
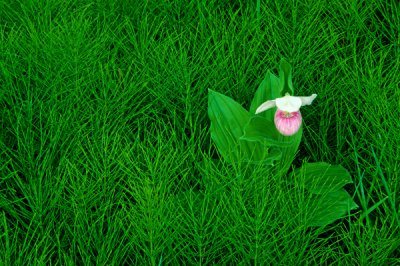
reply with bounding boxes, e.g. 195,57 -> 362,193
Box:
1,0 -> 399,264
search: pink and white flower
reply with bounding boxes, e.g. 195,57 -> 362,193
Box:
255,93 -> 317,136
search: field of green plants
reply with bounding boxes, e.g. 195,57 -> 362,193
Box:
1,0 -> 399,264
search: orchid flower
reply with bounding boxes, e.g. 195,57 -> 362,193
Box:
255,93 -> 317,136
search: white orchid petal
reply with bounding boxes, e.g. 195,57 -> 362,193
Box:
275,95 -> 302,113
256,93 -> 317,114
255,100 -> 276,114
299,94 -> 317,106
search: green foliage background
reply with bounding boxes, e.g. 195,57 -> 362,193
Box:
0,0 -> 399,264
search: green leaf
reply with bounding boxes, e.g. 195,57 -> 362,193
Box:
239,141 -> 282,165
241,116 -> 293,147
306,189 -> 358,227
294,162 -> 354,194
249,71 -> 280,123
208,89 -> 250,162
279,59 -> 294,96
273,127 -> 303,177
208,90 -> 281,165
290,162 -> 358,227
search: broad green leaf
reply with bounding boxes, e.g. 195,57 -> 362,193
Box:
279,59 -> 294,96
306,189 -> 358,227
208,90 -> 281,165
249,71 -> 280,122
239,141 -> 282,165
273,127 -> 302,178
294,162 -> 354,194
241,116 -> 293,147
208,89 -> 250,162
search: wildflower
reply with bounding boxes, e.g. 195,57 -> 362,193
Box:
255,93 -> 317,136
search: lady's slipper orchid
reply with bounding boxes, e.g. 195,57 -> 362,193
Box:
255,93 -> 317,136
